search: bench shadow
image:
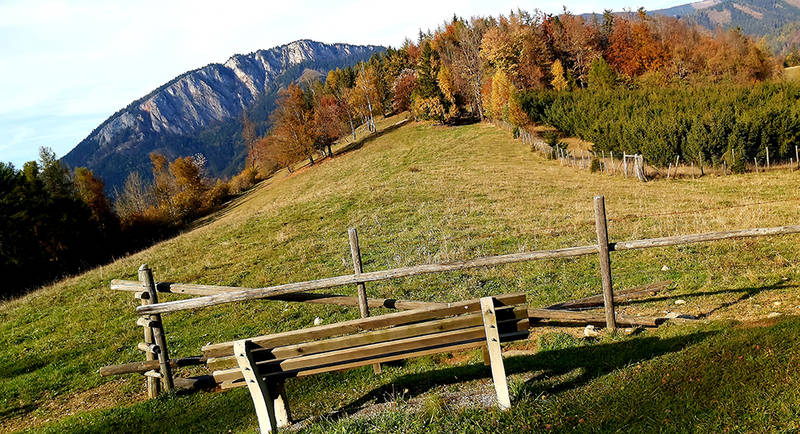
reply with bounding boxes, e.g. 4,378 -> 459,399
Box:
316,329 -> 717,424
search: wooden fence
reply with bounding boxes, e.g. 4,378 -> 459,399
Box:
498,122 -> 800,180
109,196 -> 800,398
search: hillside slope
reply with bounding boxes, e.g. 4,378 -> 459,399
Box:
3,117 -> 800,432
61,40 -> 384,190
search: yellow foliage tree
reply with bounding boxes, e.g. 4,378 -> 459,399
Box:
490,70 -> 512,121
551,60 -> 568,91
437,65 -> 458,122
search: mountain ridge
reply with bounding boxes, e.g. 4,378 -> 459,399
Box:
584,0 -> 800,54
62,40 -> 385,190
653,0 -> 800,53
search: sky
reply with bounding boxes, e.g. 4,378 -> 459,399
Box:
0,0 -> 687,167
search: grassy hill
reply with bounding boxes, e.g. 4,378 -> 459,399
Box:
2,115 -> 800,432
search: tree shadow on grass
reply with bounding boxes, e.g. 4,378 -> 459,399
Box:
334,119 -> 410,156
320,329 -> 718,423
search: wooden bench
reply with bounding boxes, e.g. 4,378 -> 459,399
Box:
202,293 -> 530,432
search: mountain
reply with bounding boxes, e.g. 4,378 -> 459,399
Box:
651,0 -> 800,53
62,40 -> 385,191
583,0 -> 800,54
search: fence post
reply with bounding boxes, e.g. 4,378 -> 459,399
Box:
139,264 -> 174,392
593,196 -> 617,332
137,265 -> 160,398
698,152 -> 703,177
348,228 -> 381,374
610,151 -> 615,175
766,146 -> 770,169
623,154 -> 628,178
795,145 -> 798,169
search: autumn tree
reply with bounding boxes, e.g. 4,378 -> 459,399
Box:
550,60 -> 568,90
350,62 -> 381,131
271,83 -> 316,165
546,12 -> 601,86
313,94 -> 347,157
74,167 -> 115,228
326,69 -> 359,141
434,17 -> 491,118
150,152 -> 176,214
490,69 -> 512,120
169,156 -> 208,219
391,69 -> 417,112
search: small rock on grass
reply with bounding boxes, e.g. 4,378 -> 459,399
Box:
584,324 -> 601,337
661,265 -> 670,271
665,312 -> 698,320
767,312 -> 782,318
313,317 -> 323,326
674,299 -> 686,305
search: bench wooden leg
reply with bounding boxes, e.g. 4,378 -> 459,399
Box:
480,297 -> 511,410
269,380 -> 291,428
234,340 -> 291,432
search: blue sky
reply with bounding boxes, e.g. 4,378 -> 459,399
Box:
0,0 -> 687,167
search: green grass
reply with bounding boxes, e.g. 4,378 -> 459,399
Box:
2,115 -> 800,432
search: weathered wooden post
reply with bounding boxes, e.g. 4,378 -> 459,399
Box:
593,196 -> 617,332
137,266 -> 160,398
348,228 -> 381,374
795,145 -> 798,169
623,154 -> 628,178
766,146 -> 770,169
138,264 -> 174,393
698,152 -> 703,177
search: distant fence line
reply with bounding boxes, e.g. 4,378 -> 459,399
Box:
496,121 -> 800,181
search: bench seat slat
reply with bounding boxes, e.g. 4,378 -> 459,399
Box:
213,318 -> 529,384
218,329 -> 530,390
202,293 -> 526,358
207,306 -> 526,371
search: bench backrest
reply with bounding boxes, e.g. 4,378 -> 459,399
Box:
204,293 -> 529,389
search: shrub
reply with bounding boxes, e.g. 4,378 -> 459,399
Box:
590,158 -> 603,173
205,179 -> 231,208
411,97 -> 446,123
230,167 -> 258,194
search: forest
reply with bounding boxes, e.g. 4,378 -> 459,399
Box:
0,148 -> 257,297
248,9 -> 783,172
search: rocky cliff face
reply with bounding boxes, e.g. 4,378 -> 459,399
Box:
63,40 -> 384,190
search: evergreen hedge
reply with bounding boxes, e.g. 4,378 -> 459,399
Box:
520,83 -> 800,167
